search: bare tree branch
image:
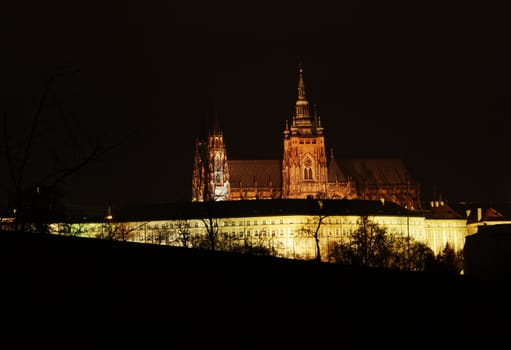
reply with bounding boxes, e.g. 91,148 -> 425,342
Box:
1,65 -> 136,231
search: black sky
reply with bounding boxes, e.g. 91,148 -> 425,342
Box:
1,1 -> 510,211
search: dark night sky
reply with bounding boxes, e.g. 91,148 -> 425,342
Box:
1,1 -> 510,212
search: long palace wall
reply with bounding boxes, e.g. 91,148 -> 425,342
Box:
49,212 -> 467,259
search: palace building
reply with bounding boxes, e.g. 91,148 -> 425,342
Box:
192,65 -> 421,209
47,198 -> 468,259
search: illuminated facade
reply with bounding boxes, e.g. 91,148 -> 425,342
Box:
192,65 -> 421,209
192,117 -> 230,202
51,199 -> 467,259
422,201 -> 468,254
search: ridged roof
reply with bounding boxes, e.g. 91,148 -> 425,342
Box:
338,158 -> 413,185
82,198 -> 412,222
421,202 -> 466,220
328,156 -> 349,182
228,160 -> 282,188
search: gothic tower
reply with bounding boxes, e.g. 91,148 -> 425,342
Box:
282,65 -> 328,199
191,115 -> 230,202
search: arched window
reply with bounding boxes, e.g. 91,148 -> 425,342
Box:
304,167 -> 313,180
303,157 -> 313,180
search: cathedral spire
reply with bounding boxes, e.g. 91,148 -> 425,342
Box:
211,108 -> 221,135
295,64 -> 311,121
297,63 -> 306,102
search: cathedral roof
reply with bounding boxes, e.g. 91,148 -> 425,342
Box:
338,158 -> 414,185
328,150 -> 349,183
228,160 -> 282,188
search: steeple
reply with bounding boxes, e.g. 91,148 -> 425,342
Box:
282,63 -> 329,199
211,110 -> 221,135
297,63 -> 307,103
288,63 -> 324,137
294,64 -> 312,123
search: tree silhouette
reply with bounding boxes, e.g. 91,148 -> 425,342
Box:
1,67 -> 134,233
174,220 -> 192,248
329,215 -> 441,271
297,199 -> 327,262
199,201 -> 219,251
432,242 -> 464,275
329,216 -> 392,269
407,240 -> 436,272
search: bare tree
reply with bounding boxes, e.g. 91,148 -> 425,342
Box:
297,199 -> 327,262
175,220 -> 192,247
328,216 -> 393,268
245,227 -> 274,256
57,221 -> 88,237
152,224 -> 168,245
1,68 -> 135,233
329,216 -> 437,271
199,201 -> 220,251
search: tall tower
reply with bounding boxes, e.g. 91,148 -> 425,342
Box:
191,115 -> 230,202
282,65 -> 328,199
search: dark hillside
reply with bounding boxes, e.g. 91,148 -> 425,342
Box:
0,231 -> 505,345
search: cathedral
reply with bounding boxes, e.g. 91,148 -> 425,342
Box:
192,65 -> 421,209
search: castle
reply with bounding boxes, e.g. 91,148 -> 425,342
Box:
4,65 -> 509,264
192,65 -> 421,209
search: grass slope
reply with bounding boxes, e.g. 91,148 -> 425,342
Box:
0,231 -> 505,345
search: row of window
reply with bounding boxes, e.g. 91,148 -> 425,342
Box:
132,228 -> 365,238
58,219 -> 463,236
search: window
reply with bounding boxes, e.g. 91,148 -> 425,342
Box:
303,157 -> 313,180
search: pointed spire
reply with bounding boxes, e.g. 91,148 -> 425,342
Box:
283,119 -> 290,138
297,63 -> 306,101
294,63 -> 312,126
211,111 -> 221,135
